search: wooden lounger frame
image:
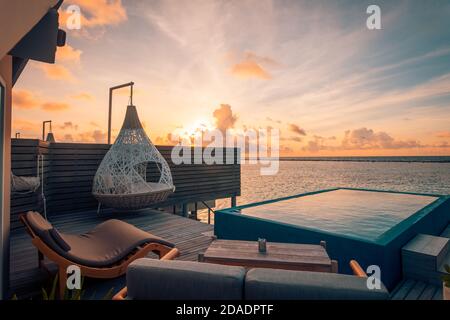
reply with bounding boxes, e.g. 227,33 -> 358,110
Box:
20,214 -> 180,298
349,259 -> 368,278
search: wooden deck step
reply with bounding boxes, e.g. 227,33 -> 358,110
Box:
391,278 -> 441,300
402,234 -> 449,285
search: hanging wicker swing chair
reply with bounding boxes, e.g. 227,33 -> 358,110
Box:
92,88 -> 175,210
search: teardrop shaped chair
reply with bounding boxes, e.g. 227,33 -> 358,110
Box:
20,211 -> 179,297
92,104 -> 175,210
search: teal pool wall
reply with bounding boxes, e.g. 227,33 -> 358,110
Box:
214,188 -> 450,290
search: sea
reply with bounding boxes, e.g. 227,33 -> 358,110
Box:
197,156 -> 450,223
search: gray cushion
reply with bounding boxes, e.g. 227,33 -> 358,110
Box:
245,268 -> 390,300
25,211 -> 174,267
126,259 -> 246,300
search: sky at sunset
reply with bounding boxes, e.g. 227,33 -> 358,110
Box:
11,0 -> 450,156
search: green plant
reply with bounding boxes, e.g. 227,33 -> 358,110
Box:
443,264 -> 450,288
12,274 -> 115,300
42,274 -> 86,300
44,275 -> 115,300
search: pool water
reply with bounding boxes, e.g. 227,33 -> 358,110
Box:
238,189 -> 438,241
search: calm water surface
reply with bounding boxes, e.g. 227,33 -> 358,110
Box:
199,160 -> 450,223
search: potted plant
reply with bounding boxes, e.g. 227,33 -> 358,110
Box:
443,264 -> 450,300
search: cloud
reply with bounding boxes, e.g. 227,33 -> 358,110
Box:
71,93 -> 95,101
61,0 -> 127,29
13,89 -> 72,112
12,90 -> 40,109
56,45 -> 82,63
230,52 -> 277,80
436,131 -> 450,138
92,130 -> 107,143
38,64 -> 77,82
289,124 -> 306,136
302,136 -> 331,153
213,104 -> 238,133
302,128 -> 425,153
231,60 -> 271,80
266,117 -> 282,124
62,134 -> 74,142
59,122 -> 78,130
341,128 -> 422,150
290,136 -> 303,143
155,133 -> 176,146
41,102 -> 71,112
69,130 -> 108,143
12,119 -> 39,134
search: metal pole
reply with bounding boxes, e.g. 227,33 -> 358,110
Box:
42,120 -> 51,141
108,89 -> 112,145
231,196 -> 237,207
107,82 -> 134,145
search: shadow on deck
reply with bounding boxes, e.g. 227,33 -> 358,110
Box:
9,209 -> 214,299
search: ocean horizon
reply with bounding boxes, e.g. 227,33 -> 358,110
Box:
278,156 -> 450,163
200,159 -> 450,223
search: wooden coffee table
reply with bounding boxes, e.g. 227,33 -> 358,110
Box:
199,239 -> 338,273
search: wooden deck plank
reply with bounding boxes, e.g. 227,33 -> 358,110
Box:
9,208 -> 214,299
432,287 -> 443,300
404,281 -> 427,300
419,283 -> 438,300
390,278 -> 441,300
391,279 -> 416,300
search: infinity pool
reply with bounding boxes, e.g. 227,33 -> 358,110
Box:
235,189 -> 438,242
215,188 -> 450,289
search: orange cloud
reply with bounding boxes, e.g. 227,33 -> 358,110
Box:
42,102 -> 71,112
231,60 -> 271,80
38,64 -> 77,82
213,104 -> 238,133
12,89 -> 40,109
56,45 -> 82,63
59,122 -> 78,130
74,130 -> 108,143
230,52 -> 277,80
13,119 -> 39,133
71,93 -> 94,101
341,128 -> 422,150
436,131 -> 450,138
61,0 -> 127,29
289,124 -> 307,136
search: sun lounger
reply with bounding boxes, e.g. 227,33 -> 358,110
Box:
20,211 -> 179,297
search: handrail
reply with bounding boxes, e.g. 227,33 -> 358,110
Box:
201,201 -> 216,224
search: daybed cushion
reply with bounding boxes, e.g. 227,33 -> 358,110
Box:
126,259 -> 246,300
245,268 -> 390,300
25,211 -> 174,267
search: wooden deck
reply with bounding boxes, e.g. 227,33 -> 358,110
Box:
391,278 -> 442,300
9,209 -> 214,299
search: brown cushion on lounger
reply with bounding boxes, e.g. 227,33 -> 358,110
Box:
25,212 -> 175,268
49,229 -> 71,251
25,211 -> 70,253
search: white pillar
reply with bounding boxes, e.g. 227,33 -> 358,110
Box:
0,56 -> 12,300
